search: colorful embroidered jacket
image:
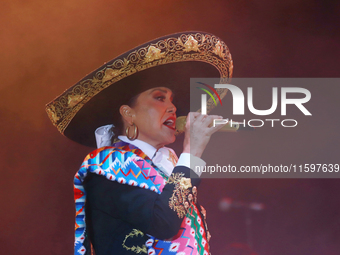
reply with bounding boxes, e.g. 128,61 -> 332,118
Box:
74,141 -> 210,255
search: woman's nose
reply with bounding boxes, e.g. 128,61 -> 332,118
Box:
167,103 -> 177,113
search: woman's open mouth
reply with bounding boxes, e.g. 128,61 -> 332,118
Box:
163,117 -> 176,130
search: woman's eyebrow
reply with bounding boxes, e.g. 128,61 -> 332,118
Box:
149,88 -> 174,96
149,88 -> 174,100
149,88 -> 168,94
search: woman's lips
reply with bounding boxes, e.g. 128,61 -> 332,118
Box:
163,117 -> 176,130
164,124 -> 176,130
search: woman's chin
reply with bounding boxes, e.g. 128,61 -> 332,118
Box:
160,126 -> 176,144
160,134 -> 176,146
168,135 -> 176,145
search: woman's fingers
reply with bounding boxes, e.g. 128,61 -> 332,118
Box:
190,113 -> 226,135
185,112 -> 201,128
203,115 -> 227,135
182,113 -> 227,158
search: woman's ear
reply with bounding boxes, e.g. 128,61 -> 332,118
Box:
119,105 -> 135,125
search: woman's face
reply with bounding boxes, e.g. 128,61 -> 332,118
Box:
123,87 -> 177,149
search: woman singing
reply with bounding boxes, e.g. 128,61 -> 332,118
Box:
46,32 -> 233,255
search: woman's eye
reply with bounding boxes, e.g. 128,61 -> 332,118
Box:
156,96 -> 165,101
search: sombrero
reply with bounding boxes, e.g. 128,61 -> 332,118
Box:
46,31 -> 233,147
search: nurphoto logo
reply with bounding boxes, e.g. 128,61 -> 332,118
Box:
198,83 -> 312,128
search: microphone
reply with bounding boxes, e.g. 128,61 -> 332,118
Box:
175,116 -> 255,135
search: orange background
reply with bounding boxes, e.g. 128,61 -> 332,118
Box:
1,1 -> 339,254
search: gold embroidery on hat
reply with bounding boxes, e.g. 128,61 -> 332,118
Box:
144,46 -> 165,63
68,94 -> 84,108
183,35 -> 200,52
102,58 -> 130,83
46,105 -> 60,123
46,32 -> 233,133
213,40 -> 224,58
102,68 -> 121,83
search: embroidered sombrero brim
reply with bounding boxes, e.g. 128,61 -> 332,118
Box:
46,32 -> 233,147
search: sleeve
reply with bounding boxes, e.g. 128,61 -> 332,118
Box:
176,152 -> 206,176
83,165 -> 201,240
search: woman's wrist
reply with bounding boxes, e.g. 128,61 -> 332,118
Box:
176,153 -> 206,177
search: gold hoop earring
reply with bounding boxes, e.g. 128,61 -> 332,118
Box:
126,123 -> 138,141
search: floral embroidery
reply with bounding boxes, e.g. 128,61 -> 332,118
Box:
167,149 -> 178,167
183,35 -> 200,52
167,173 -> 193,218
192,186 -> 198,204
180,177 -> 192,189
144,46 -> 165,63
102,68 -> 122,83
122,229 -> 147,254
46,104 -> 59,122
213,40 -> 225,58
201,205 -> 212,242
68,94 -> 84,108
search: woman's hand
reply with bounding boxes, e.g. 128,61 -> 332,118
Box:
182,112 -> 226,158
